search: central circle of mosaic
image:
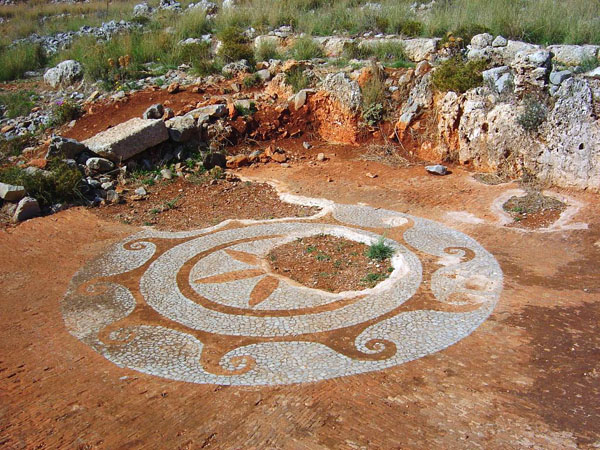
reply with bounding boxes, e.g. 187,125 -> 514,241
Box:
62,198 -> 503,385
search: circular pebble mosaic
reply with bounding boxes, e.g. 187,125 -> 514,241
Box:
62,195 -> 503,385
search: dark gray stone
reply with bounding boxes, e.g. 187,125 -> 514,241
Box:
203,152 -> 227,170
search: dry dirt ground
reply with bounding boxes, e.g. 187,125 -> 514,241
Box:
1,145 -> 599,448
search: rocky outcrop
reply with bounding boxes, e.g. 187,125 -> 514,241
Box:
320,73 -> 362,113
82,118 -> 169,162
434,78 -> 600,190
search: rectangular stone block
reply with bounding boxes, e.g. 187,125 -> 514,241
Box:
83,118 -> 169,162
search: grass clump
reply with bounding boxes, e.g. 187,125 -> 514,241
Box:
0,43 -> 47,82
0,160 -> 83,207
0,90 -> 36,119
285,66 -> 311,93
344,41 -> 412,67
216,26 -> 254,64
289,36 -> 324,60
517,96 -> 547,132
242,72 -> 262,88
255,40 -> 282,61
432,56 -> 487,93
367,236 -> 394,261
50,99 -> 81,126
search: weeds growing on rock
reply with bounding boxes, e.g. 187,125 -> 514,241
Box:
432,56 -> 487,93
518,96 -> 547,132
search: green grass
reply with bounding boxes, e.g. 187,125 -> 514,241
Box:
288,36 -> 324,60
255,40 -> 282,61
285,66 -> 311,93
0,134 -> 36,163
0,43 -> 47,82
0,160 -> 83,207
216,25 -> 254,64
0,90 -> 36,119
367,237 -> 394,261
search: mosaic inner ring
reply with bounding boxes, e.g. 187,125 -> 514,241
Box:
61,197 -> 503,385
141,223 -> 422,337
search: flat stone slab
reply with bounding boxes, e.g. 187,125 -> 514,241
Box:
82,118 -> 169,162
62,196 -> 502,386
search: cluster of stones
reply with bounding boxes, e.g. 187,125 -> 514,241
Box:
62,199 -> 503,385
12,20 -> 142,57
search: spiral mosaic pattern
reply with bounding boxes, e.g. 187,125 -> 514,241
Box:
62,197 -> 502,385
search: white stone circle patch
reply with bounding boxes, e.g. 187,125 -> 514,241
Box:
62,199 -> 502,385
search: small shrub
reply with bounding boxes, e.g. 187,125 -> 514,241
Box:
432,56 -> 487,93
217,26 -> 254,64
367,236 -> 394,261
517,96 -> 547,132
399,20 -> 424,37
362,103 -> 384,126
242,73 -> 262,88
285,66 -> 311,93
289,36 -> 324,60
0,90 -> 36,119
0,43 -> 46,82
50,99 -> 81,126
0,160 -> 83,207
255,40 -> 281,61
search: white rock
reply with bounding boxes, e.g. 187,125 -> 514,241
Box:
13,197 -> 40,222
471,33 -> 493,50
0,182 -> 26,202
166,114 -> 197,142
492,36 -> 507,47
187,104 -> 227,119
83,118 -> 169,162
549,70 -> 572,86
320,73 -> 362,112
547,44 -> 599,66
43,60 -> 84,88
294,89 -> 307,109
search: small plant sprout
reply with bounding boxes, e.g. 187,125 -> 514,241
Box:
367,236 -> 394,261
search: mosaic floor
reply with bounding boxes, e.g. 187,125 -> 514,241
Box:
62,195 -> 503,385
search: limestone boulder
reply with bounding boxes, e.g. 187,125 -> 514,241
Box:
43,60 -> 84,88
